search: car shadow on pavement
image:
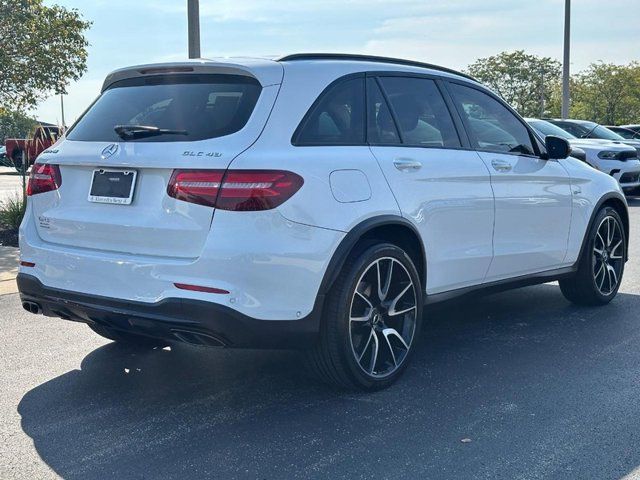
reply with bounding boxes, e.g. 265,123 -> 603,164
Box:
17,284 -> 640,479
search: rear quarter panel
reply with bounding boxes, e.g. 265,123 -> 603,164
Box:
235,62 -> 401,233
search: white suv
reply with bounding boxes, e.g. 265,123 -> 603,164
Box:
18,54 -> 629,390
527,118 -> 640,194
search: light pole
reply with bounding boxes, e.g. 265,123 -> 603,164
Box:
561,0 -> 571,119
539,68 -> 545,118
187,0 -> 201,59
60,93 -> 66,128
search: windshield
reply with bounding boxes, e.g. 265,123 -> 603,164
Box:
611,128 -> 640,139
528,120 -> 576,140
67,74 -> 261,142
587,125 -> 625,141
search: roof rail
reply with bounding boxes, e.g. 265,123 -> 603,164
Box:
277,53 -> 477,81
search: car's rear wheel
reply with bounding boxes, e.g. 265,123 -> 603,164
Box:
308,243 -> 423,390
88,324 -> 168,348
559,206 -> 625,306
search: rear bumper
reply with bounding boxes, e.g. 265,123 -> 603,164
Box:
19,203 -> 343,321
17,273 -> 322,349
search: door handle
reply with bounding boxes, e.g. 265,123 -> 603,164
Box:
393,158 -> 422,172
491,159 -> 512,172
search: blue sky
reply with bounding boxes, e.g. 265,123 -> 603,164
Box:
37,0 -> 640,124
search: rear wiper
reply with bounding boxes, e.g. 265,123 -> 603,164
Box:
114,124 -> 188,140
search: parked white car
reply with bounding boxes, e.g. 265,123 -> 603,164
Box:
527,118 -> 640,194
17,54 -> 629,390
546,119 -> 640,153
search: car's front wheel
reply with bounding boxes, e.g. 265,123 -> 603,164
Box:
308,243 -> 423,390
560,206 -> 626,306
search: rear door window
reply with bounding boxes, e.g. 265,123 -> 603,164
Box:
378,77 -> 461,148
367,78 -> 400,144
66,74 -> 262,142
294,77 -> 365,145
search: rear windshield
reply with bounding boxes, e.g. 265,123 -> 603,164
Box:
66,74 -> 262,142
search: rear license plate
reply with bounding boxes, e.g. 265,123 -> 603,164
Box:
88,168 -> 137,205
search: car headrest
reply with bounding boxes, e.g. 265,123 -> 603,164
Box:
392,94 -> 420,132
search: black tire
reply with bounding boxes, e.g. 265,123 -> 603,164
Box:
559,206 -> 626,306
307,243 -> 423,391
11,149 -> 24,173
88,324 -> 168,348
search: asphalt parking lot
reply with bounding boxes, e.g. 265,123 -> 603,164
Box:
1,200 -> 640,479
0,167 -> 23,204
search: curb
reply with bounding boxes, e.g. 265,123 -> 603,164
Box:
0,279 -> 17,296
0,246 -> 19,296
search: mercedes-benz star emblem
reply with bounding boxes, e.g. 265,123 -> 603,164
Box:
101,143 -> 119,160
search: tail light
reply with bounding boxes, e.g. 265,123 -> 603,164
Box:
167,170 -> 303,211
27,163 -> 62,196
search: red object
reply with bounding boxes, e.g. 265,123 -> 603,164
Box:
174,283 -> 230,294
20,261 -> 35,267
4,125 -> 64,170
167,170 -> 223,207
27,163 -> 62,196
167,169 -> 303,211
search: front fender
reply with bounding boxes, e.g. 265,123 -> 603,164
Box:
561,157 -> 629,265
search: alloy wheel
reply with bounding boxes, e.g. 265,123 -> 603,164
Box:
348,257 -> 418,378
593,215 -> 624,296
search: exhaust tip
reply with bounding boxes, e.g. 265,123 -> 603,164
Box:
22,301 -> 42,315
171,329 -> 226,348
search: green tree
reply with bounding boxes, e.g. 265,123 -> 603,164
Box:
0,108 -> 37,143
570,62 -> 640,125
466,50 -> 562,117
0,0 -> 91,111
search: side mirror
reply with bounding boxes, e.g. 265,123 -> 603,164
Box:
544,135 -> 570,159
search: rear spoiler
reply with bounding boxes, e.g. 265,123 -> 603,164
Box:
102,59 -> 283,92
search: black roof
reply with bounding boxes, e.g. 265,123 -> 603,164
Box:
277,53 -> 477,82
